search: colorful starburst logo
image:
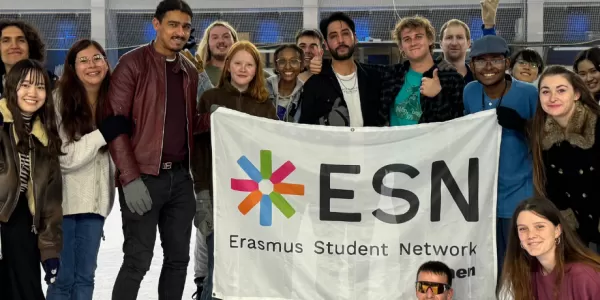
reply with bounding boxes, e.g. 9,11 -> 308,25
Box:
231,150 -> 305,226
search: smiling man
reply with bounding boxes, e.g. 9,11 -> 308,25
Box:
299,12 -> 383,127
106,1 -> 211,299
385,16 -> 464,126
463,35 -> 538,276
0,20 -> 57,98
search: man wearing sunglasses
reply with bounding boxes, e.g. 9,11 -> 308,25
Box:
415,261 -> 454,300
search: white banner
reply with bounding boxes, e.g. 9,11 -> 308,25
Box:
211,109 -> 501,300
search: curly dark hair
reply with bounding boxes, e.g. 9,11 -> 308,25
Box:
0,20 -> 46,77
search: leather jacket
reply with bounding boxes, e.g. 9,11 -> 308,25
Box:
0,99 -> 63,261
106,42 -> 210,186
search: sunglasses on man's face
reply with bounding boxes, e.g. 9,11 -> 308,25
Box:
415,281 -> 451,295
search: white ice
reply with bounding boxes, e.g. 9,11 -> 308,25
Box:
42,201 -> 198,300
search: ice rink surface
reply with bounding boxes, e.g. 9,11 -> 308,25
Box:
42,200 -> 198,300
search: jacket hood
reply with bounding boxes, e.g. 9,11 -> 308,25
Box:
0,98 -> 49,146
267,75 -> 304,98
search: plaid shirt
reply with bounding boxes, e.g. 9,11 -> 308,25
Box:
364,59 -> 465,125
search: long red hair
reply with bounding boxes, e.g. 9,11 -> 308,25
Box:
217,41 -> 269,102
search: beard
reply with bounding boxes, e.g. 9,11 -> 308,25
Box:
330,44 -> 355,61
211,52 -> 227,62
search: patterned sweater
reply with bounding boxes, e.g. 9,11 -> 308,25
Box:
55,94 -> 116,217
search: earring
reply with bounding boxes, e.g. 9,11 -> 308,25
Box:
520,243 -> 524,249
555,237 -> 561,245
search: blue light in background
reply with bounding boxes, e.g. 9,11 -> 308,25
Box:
566,14 -> 589,42
200,19 -> 215,33
57,20 -> 76,49
258,20 -> 279,44
469,17 -> 484,41
143,22 -> 155,43
354,18 -> 370,41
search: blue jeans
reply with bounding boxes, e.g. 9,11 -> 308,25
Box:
200,233 -> 215,300
47,213 -> 105,300
496,217 -> 511,277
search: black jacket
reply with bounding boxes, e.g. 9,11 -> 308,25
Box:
543,104 -> 600,244
373,59 -> 465,125
299,60 -> 385,126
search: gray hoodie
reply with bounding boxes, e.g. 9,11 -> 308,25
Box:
266,75 -> 303,122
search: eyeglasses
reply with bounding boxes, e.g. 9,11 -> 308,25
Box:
275,58 -> 301,68
473,58 -> 505,68
415,281 -> 451,295
516,60 -> 539,69
77,54 -> 106,66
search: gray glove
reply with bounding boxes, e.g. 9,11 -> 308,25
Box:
122,177 -> 153,215
195,190 -> 211,229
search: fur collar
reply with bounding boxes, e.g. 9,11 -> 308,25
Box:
0,98 -> 48,146
542,102 -> 597,150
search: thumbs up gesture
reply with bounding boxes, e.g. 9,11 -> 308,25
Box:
420,69 -> 442,97
309,55 -> 323,75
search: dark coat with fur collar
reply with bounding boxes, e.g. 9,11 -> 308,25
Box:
543,103 -> 600,244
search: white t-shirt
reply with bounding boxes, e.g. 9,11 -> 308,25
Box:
335,72 -> 364,127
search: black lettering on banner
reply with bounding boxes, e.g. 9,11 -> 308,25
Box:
450,266 -> 476,279
314,240 -> 325,254
267,241 -> 282,252
248,238 -> 256,249
295,243 -> 304,254
320,164 -> 361,222
399,242 -> 477,256
430,158 -> 479,222
230,235 -> 239,248
371,164 -> 420,224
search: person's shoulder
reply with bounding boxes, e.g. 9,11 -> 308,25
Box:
117,44 -> 149,65
566,262 -> 600,277
512,78 -> 538,94
201,87 -> 223,98
464,80 -> 482,94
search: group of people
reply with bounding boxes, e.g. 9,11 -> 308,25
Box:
1,0 -> 600,299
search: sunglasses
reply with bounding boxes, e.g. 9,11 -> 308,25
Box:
415,281 -> 451,294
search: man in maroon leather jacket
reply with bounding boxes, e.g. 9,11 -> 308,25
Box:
105,1 -> 209,299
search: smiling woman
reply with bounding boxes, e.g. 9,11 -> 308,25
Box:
530,66 -> 600,251
0,59 -> 63,300
499,197 -> 600,300
47,39 -> 130,300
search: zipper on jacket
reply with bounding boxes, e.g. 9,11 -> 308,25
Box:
158,61 -> 168,174
7,126 -> 22,223
30,135 -> 38,235
182,63 -> 192,172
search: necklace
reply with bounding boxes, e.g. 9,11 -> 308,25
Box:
335,71 -> 357,93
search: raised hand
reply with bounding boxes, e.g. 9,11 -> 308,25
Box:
420,69 -> 442,98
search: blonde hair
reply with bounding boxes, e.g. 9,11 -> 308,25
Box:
392,15 -> 436,53
440,19 -> 471,41
218,41 -> 269,103
196,21 -> 239,64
